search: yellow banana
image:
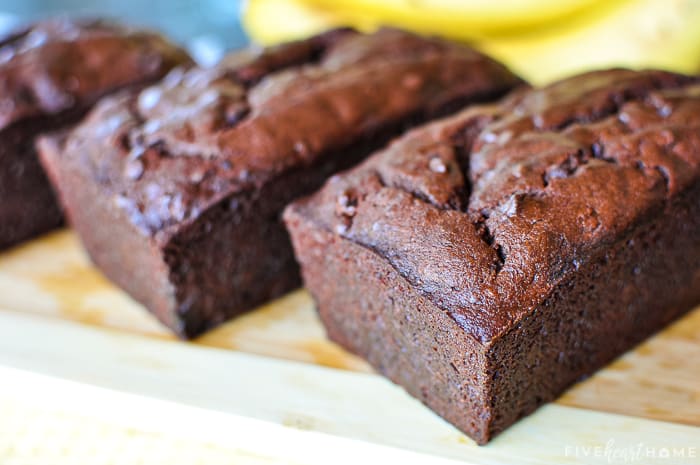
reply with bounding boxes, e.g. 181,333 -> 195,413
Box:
243,0 -> 700,84
301,0 -> 611,38
479,0 -> 700,83
242,0 -> 344,45
241,0 -> 615,44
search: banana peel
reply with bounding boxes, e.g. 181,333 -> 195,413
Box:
243,0 -> 700,84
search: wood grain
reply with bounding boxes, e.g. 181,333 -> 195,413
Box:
0,229 -> 698,460
1,312 -> 698,465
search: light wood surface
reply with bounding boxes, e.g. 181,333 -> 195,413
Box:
0,229 -> 698,464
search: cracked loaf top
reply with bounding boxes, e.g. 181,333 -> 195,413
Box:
56,27 -> 522,240
287,69 -> 700,344
0,18 -> 191,131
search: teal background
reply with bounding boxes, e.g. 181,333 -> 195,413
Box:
0,0 -> 249,65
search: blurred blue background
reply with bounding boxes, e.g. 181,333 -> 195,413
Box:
0,0 -> 249,65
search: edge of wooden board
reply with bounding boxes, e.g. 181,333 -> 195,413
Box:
0,310 -> 698,465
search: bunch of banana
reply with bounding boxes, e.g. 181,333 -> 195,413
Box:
242,0 -> 700,84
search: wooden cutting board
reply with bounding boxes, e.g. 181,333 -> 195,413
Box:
0,229 -> 698,464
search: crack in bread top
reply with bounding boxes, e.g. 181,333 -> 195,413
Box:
291,69 -> 700,343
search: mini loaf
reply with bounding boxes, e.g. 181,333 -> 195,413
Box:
284,69 -> 700,444
0,18 -> 191,249
39,28 -> 523,338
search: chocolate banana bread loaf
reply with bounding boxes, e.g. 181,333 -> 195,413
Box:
284,69 -> 700,444
0,18 -> 190,250
39,28 -> 523,338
